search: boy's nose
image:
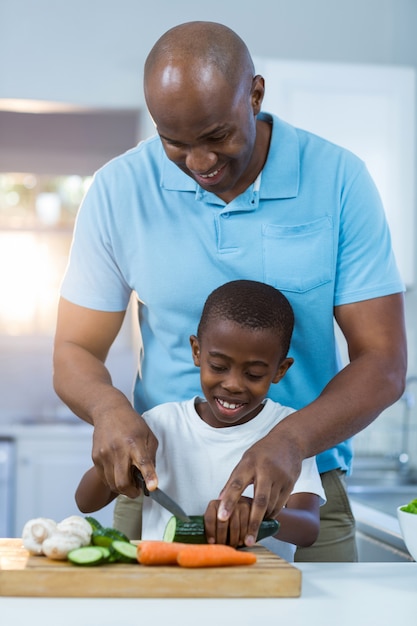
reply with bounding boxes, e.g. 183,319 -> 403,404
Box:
222,372 -> 245,393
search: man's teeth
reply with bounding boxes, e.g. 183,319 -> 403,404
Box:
218,399 -> 242,410
201,168 -> 220,178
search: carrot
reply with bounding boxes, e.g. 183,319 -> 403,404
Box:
137,540 -> 189,565
176,544 -> 257,568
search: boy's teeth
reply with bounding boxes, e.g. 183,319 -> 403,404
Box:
218,399 -> 241,409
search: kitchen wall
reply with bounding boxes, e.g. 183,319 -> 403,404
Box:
1,0 -> 417,466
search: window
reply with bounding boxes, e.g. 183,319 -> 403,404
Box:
0,173 -> 91,335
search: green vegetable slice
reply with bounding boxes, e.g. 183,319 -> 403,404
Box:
92,527 -> 130,547
95,546 -> 112,561
112,540 -> 138,562
68,546 -> 105,566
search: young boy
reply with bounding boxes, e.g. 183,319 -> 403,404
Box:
75,280 -> 325,561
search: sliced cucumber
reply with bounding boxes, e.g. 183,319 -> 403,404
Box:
95,546 -> 112,561
92,527 -> 130,548
112,540 -> 138,562
68,546 -> 106,566
163,514 -> 280,544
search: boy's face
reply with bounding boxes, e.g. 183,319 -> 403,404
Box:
190,319 -> 293,428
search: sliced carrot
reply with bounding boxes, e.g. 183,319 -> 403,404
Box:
137,540 -> 189,565
176,544 -> 257,568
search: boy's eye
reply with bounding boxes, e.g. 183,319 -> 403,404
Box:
209,362 -> 227,372
247,373 -> 264,381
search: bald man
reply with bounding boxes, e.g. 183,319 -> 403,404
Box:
54,21 -> 406,562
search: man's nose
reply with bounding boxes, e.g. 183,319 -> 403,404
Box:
185,146 -> 217,173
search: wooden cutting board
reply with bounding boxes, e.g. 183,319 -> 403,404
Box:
0,538 -> 301,598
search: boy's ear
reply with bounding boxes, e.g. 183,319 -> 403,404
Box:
189,335 -> 201,366
272,357 -> 294,384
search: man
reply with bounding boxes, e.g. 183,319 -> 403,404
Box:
53,21 -> 407,561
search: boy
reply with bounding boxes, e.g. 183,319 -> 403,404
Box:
75,280 -> 325,561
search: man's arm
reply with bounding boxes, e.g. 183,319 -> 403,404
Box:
217,293 -> 407,546
53,297 -> 158,497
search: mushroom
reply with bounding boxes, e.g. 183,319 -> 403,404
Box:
57,515 -> 92,546
42,530 -> 85,560
22,518 -> 57,555
22,514 -> 94,560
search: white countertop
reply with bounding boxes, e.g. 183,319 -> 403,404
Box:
1,562 -> 416,626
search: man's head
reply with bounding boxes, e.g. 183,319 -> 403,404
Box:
190,280 -> 294,427
144,22 -> 267,202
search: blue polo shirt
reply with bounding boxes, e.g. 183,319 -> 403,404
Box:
61,112 -> 404,474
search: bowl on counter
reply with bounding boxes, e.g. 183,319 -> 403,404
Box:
397,504 -> 417,561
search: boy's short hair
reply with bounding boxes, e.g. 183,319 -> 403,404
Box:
197,280 -> 294,357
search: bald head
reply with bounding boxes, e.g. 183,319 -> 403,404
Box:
144,21 -> 255,100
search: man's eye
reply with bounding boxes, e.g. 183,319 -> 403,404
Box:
165,141 -> 183,149
210,133 -> 228,143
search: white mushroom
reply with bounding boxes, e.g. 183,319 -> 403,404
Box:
57,515 -> 92,546
22,518 -> 57,555
42,530 -> 84,560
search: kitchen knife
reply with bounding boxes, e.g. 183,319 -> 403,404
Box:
132,466 -> 190,523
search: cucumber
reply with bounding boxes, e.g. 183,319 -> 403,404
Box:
112,540 -> 138,562
85,516 -> 103,532
255,518 -> 280,542
164,515 -> 205,543
68,546 -> 106,566
95,546 -> 114,562
163,515 -> 280,544
92,527 -> 130,548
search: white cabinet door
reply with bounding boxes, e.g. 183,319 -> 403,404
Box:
14,429 -> 114,537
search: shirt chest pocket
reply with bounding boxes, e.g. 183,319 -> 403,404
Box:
262,217 -> 334,293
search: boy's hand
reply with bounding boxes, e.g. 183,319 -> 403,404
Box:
204,496 -> 253,547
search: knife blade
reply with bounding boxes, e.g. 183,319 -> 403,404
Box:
132,466 -> 190,523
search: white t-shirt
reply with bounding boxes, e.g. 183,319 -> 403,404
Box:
141,397 -> 326,562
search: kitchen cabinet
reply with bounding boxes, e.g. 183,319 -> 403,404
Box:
8,423 -> 114,537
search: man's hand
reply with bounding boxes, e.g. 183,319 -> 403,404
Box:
91,407 -> 159,498
217,431 -> 302,546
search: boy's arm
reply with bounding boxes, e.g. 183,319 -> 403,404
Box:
274,492 -> 321,547
75,466 -> 118,513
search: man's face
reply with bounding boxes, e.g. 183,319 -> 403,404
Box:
145,67 -> 264,202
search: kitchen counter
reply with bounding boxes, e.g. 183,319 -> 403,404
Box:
0,562 -> 416,626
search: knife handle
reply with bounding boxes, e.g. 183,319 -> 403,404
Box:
132,466 -> 149,496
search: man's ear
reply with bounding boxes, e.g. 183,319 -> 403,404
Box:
189,335 -> 201,366
272,357 -> 294,384
251,74 -> 265,115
